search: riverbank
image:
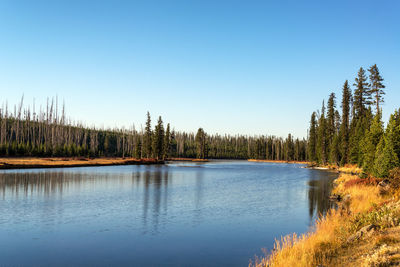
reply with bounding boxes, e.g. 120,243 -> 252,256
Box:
167,158 -> 209,162
248,159 -> 310,164
307,163 -> 363,175
0,157 -> 164,170
254,170 -> 400,266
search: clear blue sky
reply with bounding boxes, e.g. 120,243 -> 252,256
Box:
0,0 -> 399,138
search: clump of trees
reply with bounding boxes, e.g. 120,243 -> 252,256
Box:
0,96 -> 307,161
307,64 -> 400,178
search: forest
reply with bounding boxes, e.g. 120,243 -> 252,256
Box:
0,97 -> 307,161
3,63 -> 397,175
307,64 -> 400,178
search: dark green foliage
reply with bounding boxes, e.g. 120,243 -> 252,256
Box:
163,123 -> 171,160
307,65 -> 400,178
373,113 -> 400,177
361,113 -> 384,174
317,101 -> 328,164
308,112 -> 317,162
152,116 -> 164,160
329,133 -> 340,165
326,93 -> 336,149
368,64 -> 385,113
195,128 -> 207,159
143,111 -> 152,158
353,67 -> 371,118
340,80 -> 352,165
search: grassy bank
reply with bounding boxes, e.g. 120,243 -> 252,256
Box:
253,170 -> 400,267
167,158 -> 209,162
248,159 -> 310,164
0,157 -> 164,170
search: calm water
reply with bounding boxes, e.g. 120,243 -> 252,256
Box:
0,161 -> 337,266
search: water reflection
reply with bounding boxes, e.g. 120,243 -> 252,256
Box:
307,170 -> 337,221
0,167 -> 337,226
0,163 -> 338,267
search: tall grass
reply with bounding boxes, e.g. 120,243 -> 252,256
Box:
254,173 -> 391,267
257,209 -> 346,267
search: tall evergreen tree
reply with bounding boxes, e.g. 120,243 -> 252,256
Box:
152,116 -> 164,160
317,101 -> 327,164
353,67 -> 371,118
339,80 -> 351,165
143,111 -> 152,158
361,112 -> 384,174
373,111 -> 400,177
134,135 -> 142,158
373,133 -> 399,178
326,93 -> 336,152
195,128 -> 207,159
163,123 -> 171,159
308,112 -> 317,162
391,109 -> 400,160
368,64 -> 385,113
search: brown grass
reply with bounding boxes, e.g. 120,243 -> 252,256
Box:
0,157 -> 163,169
253,173 -> 400,267
248,159 -> 310,164
167,158 -> 209,162
338,164 -> 363,175
343,177 -> 381,189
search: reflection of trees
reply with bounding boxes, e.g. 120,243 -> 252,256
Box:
0,167 -> 175,234
0,170 -> 132,198
307,171 -> 337,221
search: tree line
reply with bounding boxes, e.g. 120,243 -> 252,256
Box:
0,97 -> 307,161
307,64 -> 400,178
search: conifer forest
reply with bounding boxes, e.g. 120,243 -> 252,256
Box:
1,64 -> 399,179
307,64 -> 400,178
0,99 -> 307,161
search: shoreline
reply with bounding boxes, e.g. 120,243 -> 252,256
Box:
0,157 -> 310,170
248,159 -> 310,164
0,157 -> 164,170
255,170 -> 400,266
167,158 -> 210,162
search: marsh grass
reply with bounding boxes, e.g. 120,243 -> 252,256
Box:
253,173 -> 400,267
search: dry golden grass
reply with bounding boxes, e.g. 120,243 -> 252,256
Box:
168,158 -> 209,162
254,172 -> 400,267
338,164 -> 363,175
248,159 -> 310,164
333,174 -> 384,214
257,209 -> 346,267
0,157 -> 162,169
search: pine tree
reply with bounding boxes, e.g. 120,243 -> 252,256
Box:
163,123 -> 171,159
134,135 -> 141,158
373,135 -> 399,178
339,80 -> 351,165
308,112 -> 317,162
393,109 -> 400,160
195,128 -> 207,159
353,67 -> 371,118
317,101 -> 327,164
143,111 -> 152,158
368,64 -> 385,113
373,111 -> 400,177
361,112 -> 384,174
326,93 -> 336,158
152,116 -> 164,160
329,133 -> 340,165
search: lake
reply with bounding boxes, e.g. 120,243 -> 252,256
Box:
0,161 -> 337,266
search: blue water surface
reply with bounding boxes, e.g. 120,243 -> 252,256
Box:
0,161 -> 337,266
